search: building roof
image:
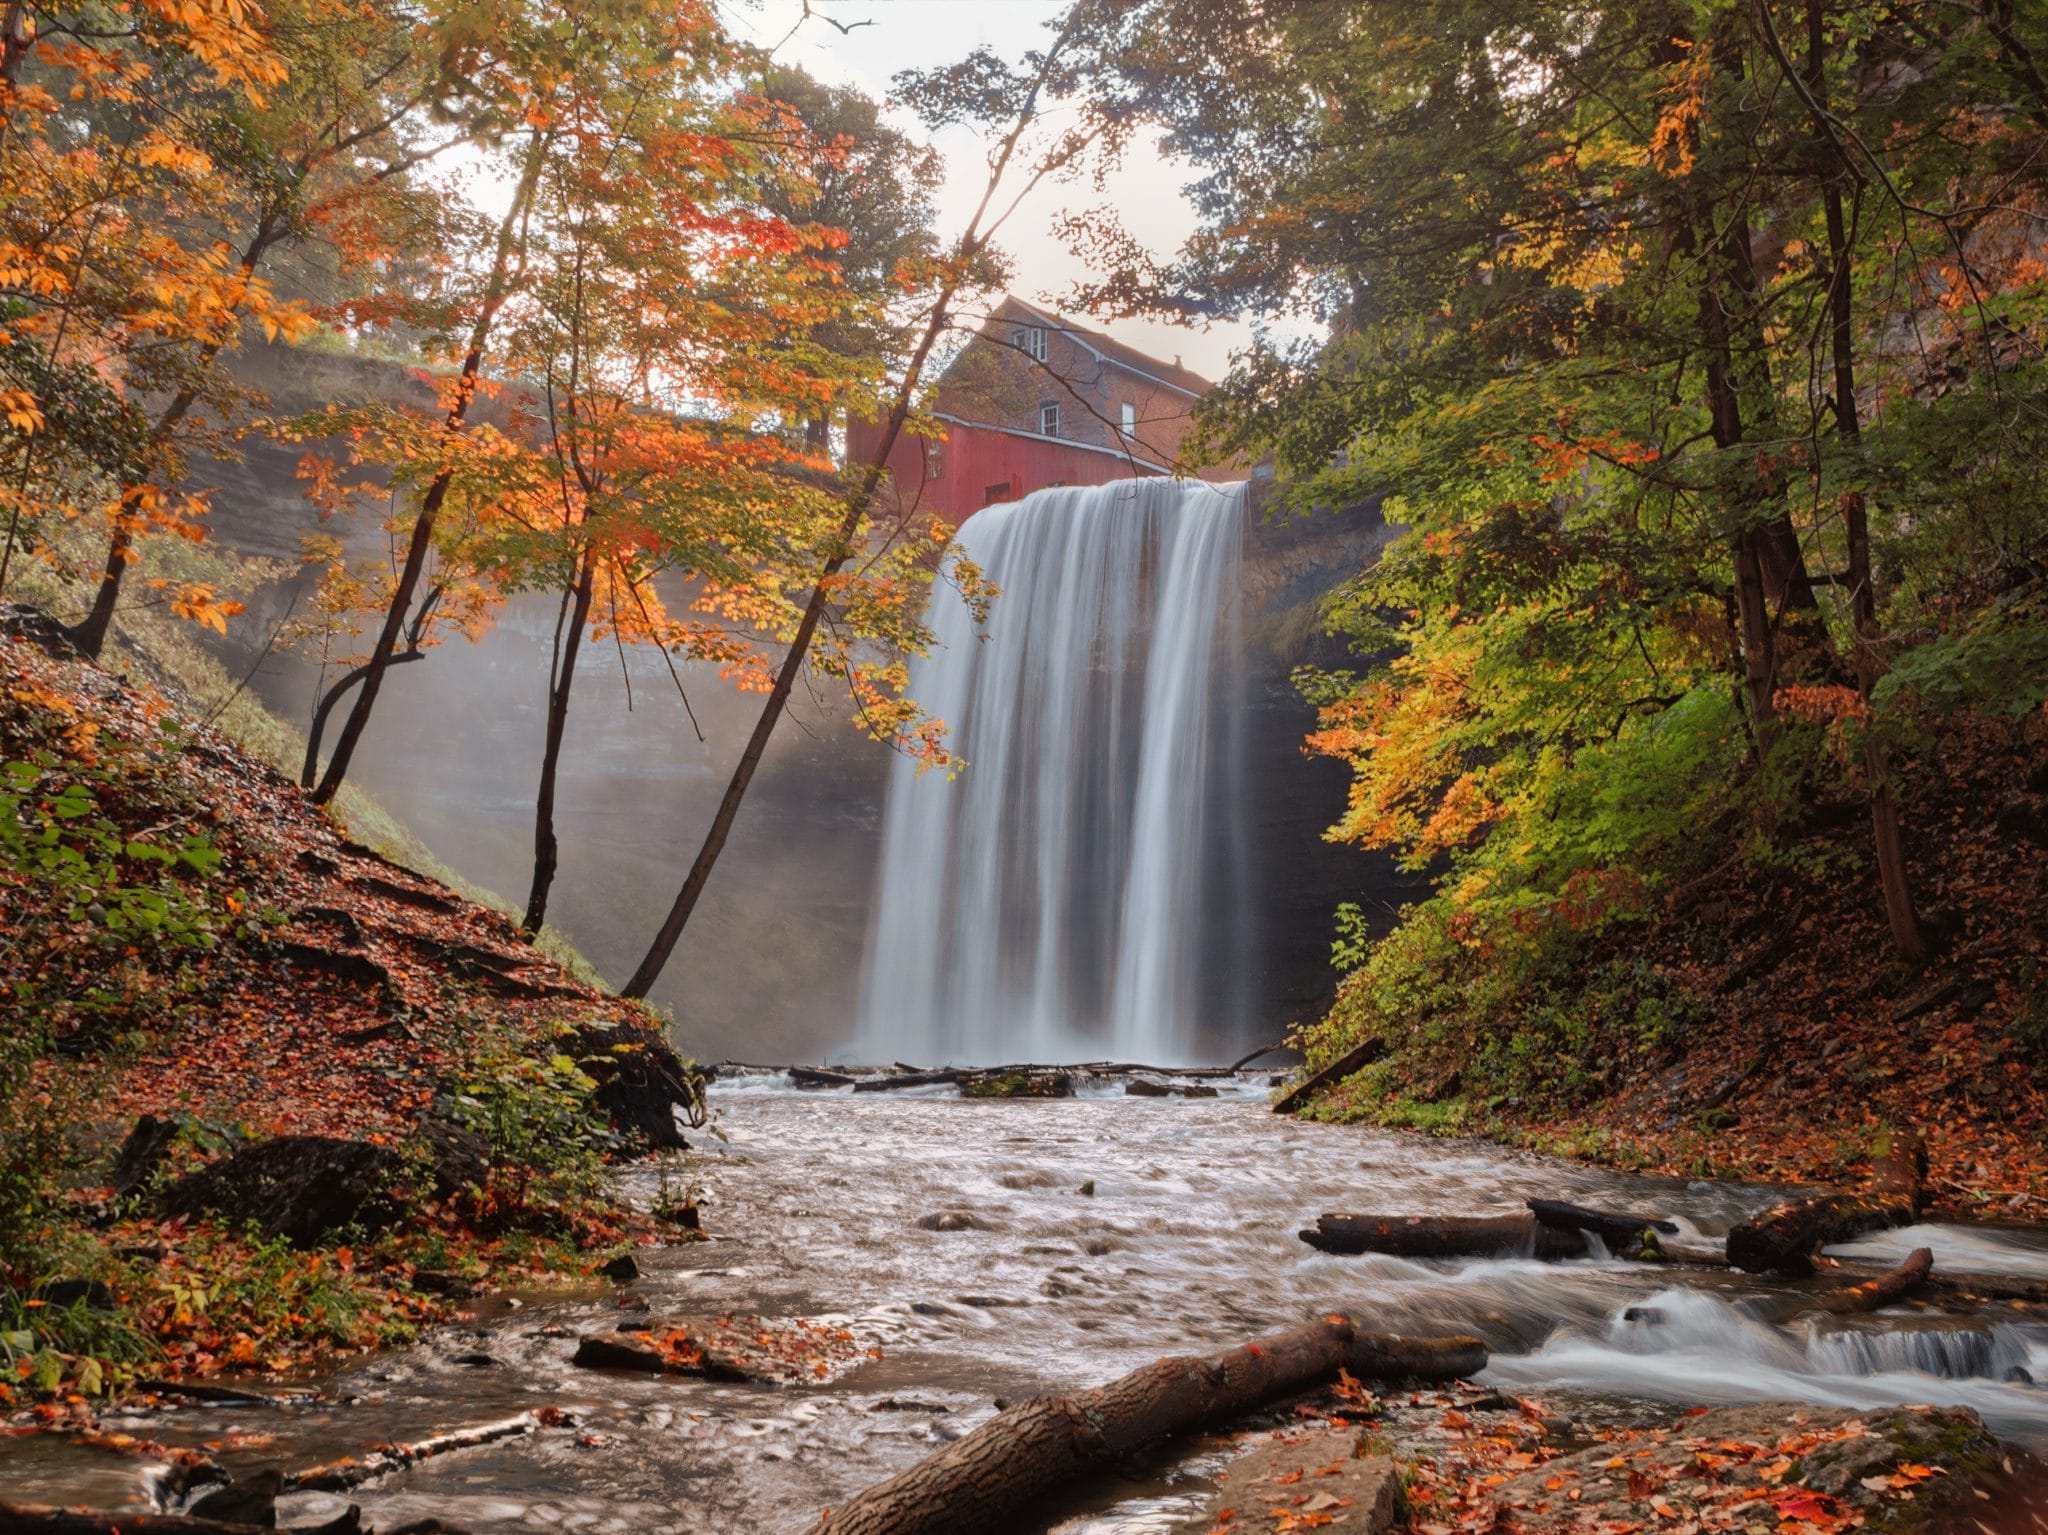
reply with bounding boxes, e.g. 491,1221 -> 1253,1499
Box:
998,296 -> 1214,399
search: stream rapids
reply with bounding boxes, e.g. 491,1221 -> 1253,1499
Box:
14,1079 -> 2048,1532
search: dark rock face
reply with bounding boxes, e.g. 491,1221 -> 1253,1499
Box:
109,1112 -> 185,1197
162,1136 -> 407,1244
413,1115 -> 489,1198
589,1045 -> 699,1149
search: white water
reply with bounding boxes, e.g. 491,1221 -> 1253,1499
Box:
851,479 -> 1249,1065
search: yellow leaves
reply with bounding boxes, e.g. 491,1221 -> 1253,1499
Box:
155,581 -> 245,635
0,389 -> 44,435
136,133 -> 213,175
1647,42 -> 1710,178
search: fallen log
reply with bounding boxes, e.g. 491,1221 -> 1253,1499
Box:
789,1066 -> 857,1089
851,1070 -> 961,1092
1228,1040 -> 1291,1072
1302,1213 -> 1587,1261
1726,1128 -> 1928,1276
1807,1246 -> 1934,1316
806,1316 -> 1483,1535
283,1412 -> 546,1493
1123,1078 -> 1218,1098
960,1070 -> 1072,1099
1528,1198 -> 1680,1253
1271,1037 -> 1386,1116
1752,1247 -> 1935,1324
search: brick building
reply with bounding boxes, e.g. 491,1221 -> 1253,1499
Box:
849,296 -> 1219,523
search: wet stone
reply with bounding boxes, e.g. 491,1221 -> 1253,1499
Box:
916,1211 -> 991,1231
1172,1425 -> 1397,1534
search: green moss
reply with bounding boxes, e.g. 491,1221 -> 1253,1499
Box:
961,1071 -> 1070,1099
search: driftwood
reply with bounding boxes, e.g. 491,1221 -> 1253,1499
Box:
1528,1199 -> 1679,1252
1301,1213 -> 1588,1260
807,1316 -> 1483,1535
1271,1037 -> 1386,1116
283,1412 -> 545,1492
1727,1129 -> 1928,1275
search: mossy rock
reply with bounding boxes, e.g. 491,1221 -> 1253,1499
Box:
960,1071 -> 1073,1099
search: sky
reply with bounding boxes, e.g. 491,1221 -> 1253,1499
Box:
714,0 -> 1265,385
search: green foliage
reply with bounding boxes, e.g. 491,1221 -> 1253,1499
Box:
0,1024 -> 94,1271
0,1278 -> 158,1397
447,1026 -> 609,1216
1077,0 -> 2048,1115
0,752 -> 227,936
1875,598 -> 2048,723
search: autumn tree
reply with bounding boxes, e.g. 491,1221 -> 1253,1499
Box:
0,0 -> 294,633
753,64 -> 944,450
617,9 -> 1117,998
1069,0 -> 2047,1020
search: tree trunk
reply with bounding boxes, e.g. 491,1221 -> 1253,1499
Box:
620,21 -> 1086,998
309,131 -> 546,806
299,650 -> 425,788
523,549 -> 596,933
71,215 -> 288,660
1301,1213 -> 1587,1261
807,1316 -> 1484,1535
1802,0 -> 1927,960
1726,1128 -> 1927,1275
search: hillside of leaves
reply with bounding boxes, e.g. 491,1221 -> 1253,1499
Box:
0,619 -> 691,1403
1301,709 -> 2048,1215
1067,0 -> 2048,1207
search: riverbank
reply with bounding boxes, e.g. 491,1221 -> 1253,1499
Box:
1290,715 -> 2048,1220
8,1084 -> 2047,1532
1,620 -> 701,1405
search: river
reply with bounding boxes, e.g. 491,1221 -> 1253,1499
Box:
13,1077 -> 2048,1531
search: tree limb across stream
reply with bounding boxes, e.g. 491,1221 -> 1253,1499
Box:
807,1315 -> 1483,1535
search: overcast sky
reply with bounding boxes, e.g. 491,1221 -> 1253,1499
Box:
717,0 -> 1265,385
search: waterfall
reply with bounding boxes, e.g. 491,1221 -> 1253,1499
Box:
850,477 -> 1249,1066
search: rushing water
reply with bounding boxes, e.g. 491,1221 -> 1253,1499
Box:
852,480 -> 1250,1066
26,1084 -> 2048,1532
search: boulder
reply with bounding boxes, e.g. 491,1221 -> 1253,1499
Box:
412,1115 -> 489,1198
161,1136 -> 406,1244
589,1043 -> 700,1148
1171,1426 -> 1397,1534
109,1113 -> 186,1198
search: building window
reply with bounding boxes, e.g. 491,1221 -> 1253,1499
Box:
983,481 -> 1012,506
1040,402 -> 1061,437
925,445 -> 943,480
1120,401 -> 1137,437
1013,324 -> 1048,362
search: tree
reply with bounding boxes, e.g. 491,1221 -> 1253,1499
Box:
1069,0 -> 2046,982
0,0 -> 294,628
61,0 -> 456,659
753,64 -> 943,450
617,9 -> 1110,998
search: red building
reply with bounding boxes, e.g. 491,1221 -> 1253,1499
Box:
849,296 -> 1220,523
